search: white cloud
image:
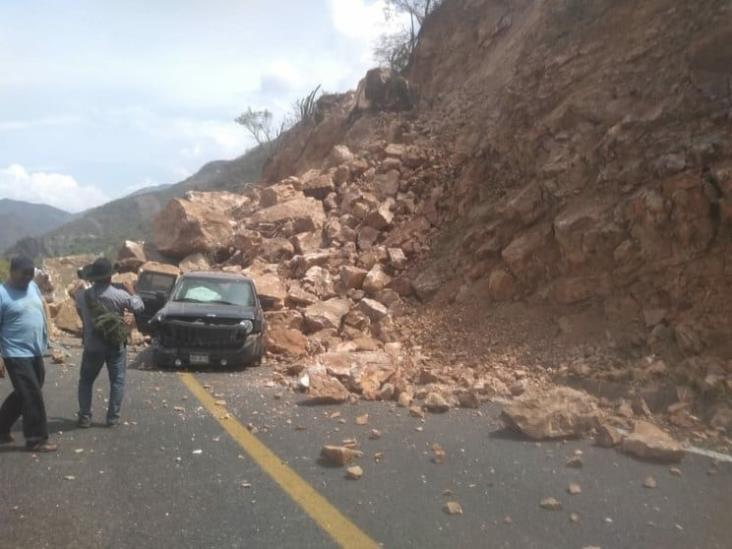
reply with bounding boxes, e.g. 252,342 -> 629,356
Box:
329,0 -> 410,52
0,164 -> 109,213
0,114 -> 82,132
330,0 -> 388,41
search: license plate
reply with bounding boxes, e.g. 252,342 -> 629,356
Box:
189,354 -> 209,365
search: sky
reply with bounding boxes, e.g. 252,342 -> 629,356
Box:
0,0 -> 407,212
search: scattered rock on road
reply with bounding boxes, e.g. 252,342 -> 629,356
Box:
540,497 -> 562,510
566,456 -> 584,469
567,482 -> 582,495
431,443 -> 446,464
443,501 -> 463,515
424,392 -> 450,413
346,466 -> 364,480
409,405 -> 425,418
320,445 -> 363,466
643,476 -> 657,489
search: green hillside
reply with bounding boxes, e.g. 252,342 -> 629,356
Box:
6,145 -> 268,258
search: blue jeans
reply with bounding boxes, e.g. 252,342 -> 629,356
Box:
78,347 -> 127,422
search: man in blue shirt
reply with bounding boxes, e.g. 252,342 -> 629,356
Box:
75,257 -> 144,428
0,256 -> 57,452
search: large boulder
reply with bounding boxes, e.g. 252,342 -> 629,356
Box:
259,183 -> 303,208
302,372 -> 350,404
53,298 -> 82,335
116,240 -> 147,272
118,240 -> 146,262
290,231 -> 324,255
412,266 -> 443,302
154,194 -> 238,258
301,171 -> 335,201
363,266 -> 391,295
303,298 -> 350,333
178,253 -> 210,274
353,68 -> 413,113
302,266 -> 336,299
373,171 -> 400,199
318,351 -> 395,400
140,261 -> 180,277
358,298 -> 388,322
265,326 -> 309,356
341,266 -> 368,290
365,200 -> 395,230
286,282 -> 319,308
327,145 -> 354,168
111,272 -> 138,295
259,238 -> 295,263
501,387 -> 601,440
251,273 -> 287,310
248,197 -> 326,235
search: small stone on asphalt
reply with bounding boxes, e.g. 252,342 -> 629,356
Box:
540,497 -> 562,510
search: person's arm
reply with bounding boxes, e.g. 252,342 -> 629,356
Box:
127,293 -> 145,314
31,283 -> 51,351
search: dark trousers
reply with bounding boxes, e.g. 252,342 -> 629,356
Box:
0,356 -> 49,442
78,347 -> 127,422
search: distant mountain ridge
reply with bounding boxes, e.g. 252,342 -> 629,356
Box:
6,145 -> 268,258
0,199 -> 73,252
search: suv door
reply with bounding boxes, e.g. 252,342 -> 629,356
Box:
135,270 -> 178,333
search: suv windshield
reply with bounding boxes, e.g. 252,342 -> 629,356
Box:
172,278 -> 255,307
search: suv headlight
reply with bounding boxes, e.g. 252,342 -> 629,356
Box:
239,319 -> 254,334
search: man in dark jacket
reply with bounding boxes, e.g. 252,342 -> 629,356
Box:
0,256 -> 57,452
75,258 -> 143,428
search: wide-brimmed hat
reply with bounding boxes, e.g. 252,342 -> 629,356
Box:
87,257 -> 113,281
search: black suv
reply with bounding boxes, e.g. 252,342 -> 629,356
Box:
148,271 -> 265,369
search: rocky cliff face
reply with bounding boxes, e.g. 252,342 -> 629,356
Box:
407,0 -> 732,360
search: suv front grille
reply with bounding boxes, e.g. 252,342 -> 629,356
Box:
160,320 -> 247,349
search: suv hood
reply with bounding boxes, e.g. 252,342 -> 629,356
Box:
160,301 -> 258,321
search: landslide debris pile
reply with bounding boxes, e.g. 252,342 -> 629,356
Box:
43,0 -> 731,448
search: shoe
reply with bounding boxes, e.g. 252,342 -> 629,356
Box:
0,433 -> 13,444
25,440 -> 58,453
77,416 -> 92,429
106,418 -> 120,427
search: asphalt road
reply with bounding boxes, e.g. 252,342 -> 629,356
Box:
1,343 -> 730,549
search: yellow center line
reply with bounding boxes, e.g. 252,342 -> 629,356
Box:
178,372 -> 380,549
